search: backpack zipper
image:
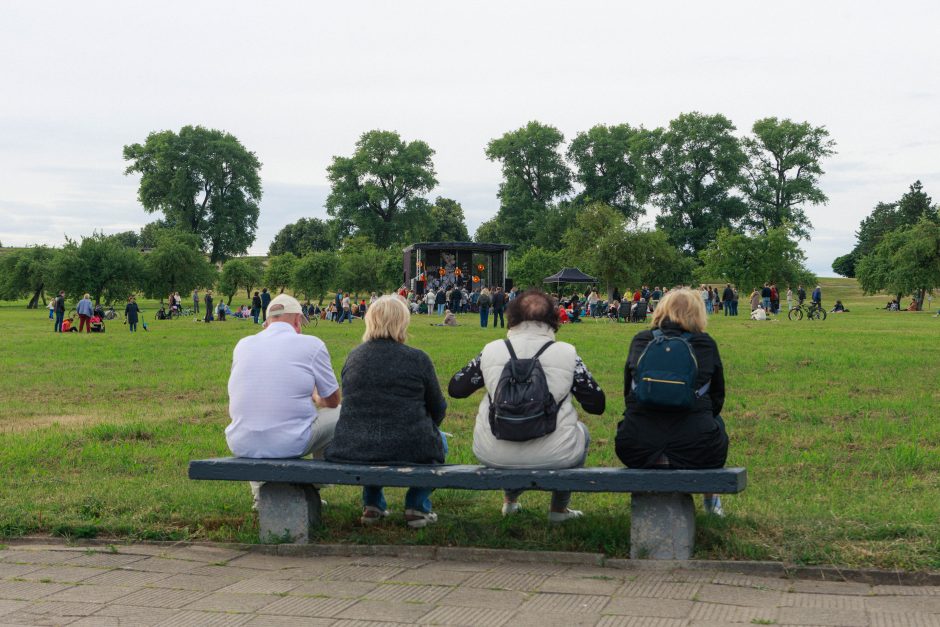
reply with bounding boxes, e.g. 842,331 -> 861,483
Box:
641,377 -> 686,385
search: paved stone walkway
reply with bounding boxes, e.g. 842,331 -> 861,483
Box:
0,543 -> 938,626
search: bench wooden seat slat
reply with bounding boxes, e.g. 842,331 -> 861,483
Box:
188,458 -> 746,494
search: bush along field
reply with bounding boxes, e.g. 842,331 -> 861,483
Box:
0,278 -> 938,571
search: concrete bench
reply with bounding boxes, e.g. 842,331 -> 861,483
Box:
189,458 -> 746,560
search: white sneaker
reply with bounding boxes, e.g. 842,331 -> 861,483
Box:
360,506 -> 390,526
404,509 -> 438,529
548,509 -> 583,523
703,495 -> 724,517
501,502 -> 522,516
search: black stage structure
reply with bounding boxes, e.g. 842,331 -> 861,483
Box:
403,242 -> 512,295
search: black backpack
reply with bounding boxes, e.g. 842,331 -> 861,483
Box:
488,340 -> 562,442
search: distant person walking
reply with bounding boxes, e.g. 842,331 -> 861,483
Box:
477,288 -> 492,328
125,296 -> 140,332
251,291 -> 262,324
77,293 -> 94,333
193,289 -> 200,314
53,291 -> 66,332
204,291 -> 214,322
491,287 -> 506,328
260,288 -> 271,322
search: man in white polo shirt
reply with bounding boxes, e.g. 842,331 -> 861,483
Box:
226,294 -> 341,503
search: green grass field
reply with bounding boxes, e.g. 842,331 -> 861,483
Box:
1,279 -> 938,570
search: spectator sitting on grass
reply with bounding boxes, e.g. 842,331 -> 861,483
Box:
226,294 -> 341,509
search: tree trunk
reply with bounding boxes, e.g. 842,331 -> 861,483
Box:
916,288 -> 925,311
227,294 -> 233,306
27,284 -> 44,309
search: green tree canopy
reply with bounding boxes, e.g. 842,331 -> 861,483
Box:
268,217 -> 337,257
123,125 -> 262,263
48,233 -> 144,304
110,231 -> 141,248
508,246 -> 566,290
406,197 -> 470,242
337,237 -> 400,295
740,118 -> 836,239
646,112 -> 748,256
567,123 -> 648,221
0,246 -> 55,308
326,130 -> 437,248
218,258 -> 264,305
857,217 -> 940,308
831,252 -> 857,278
697,227 -> 815,293
484,121 -> 572,248
292,251 -> 338,304
264,253 -> 298,294
142,232 -> 217,301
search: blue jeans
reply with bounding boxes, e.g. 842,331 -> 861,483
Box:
49,308 -> 54,319
54,311 -> 64,332
252,309 -> 259,324
492,308 -> 504,328
437,304 -> 446,316
762,297 -> 771,311
706,300 -> 713,313
479,306 -> 489,327
723,300 -> 731,316
362,432 -> 448,514
129,322 -> 137,332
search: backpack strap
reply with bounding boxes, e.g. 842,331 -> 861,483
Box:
532,341 -> 555,360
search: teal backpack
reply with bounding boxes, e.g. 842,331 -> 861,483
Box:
632,330 -> 710,409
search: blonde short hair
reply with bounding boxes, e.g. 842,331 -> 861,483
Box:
650,288 -> 707,333
363,295 -> 410,344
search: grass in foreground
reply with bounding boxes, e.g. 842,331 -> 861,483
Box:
0,279 -> 938,570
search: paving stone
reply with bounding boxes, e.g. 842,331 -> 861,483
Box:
162,546 -> 248,563
15,601 -> 101,617
508,610 -> 601,626
245,616 -> 333,627
68,553 -> 148,569
364,583 -> 451,603
868,597 -> 940,614
84,568 -> 172,587
418,605 -> 514,626
289,580 -> 379,599
780,591 -> 867,609
186,590 -> 282,613
386,567 -> 471,586
689,601 -> 779,623
778,606 -> 870,625
0,581 -> 70,601
0,551 -> 78,566
707,571 -> 793,591
602,597 -> 693,618
791,579 -> 874,596
44,584 -> 138,604
122,557 -> 205,574
434,560 -> 501,572
321,565 -> 404,583
486,562 -> 570,576
0,564 -> 42,579
597,617 -> 686,627
20,566 -> 107,583
224,554 -> 309,571
695,582 -> 784,607
561,567 -> 627,581
438,586 -> 529,609
0,600 -> 28,616
872,586 -> 940,597
92,603 -> 178,625
349,556 -> 429,569
464,571 -> 547,591
519,592 -> 609,613
278,558 -> 357,580
187,565 -> 265,581
336,598 -> 434,623
259,595 -> 356,617
0,610 -> 76,626
868,612 -> 940,627
216,578 -> 300,595
615,581 -> 700,600
539,576 -> 621,596
155,610 -> 253,626
149,574 -> 243,592
115,588 -> 209,609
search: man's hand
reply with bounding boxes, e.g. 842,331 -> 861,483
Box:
314,389 -> 341,409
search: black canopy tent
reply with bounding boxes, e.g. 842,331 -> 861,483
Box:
543,267 -> 597,289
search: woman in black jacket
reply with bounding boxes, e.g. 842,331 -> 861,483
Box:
251,291 -> 263,324
326,295 -> 447,529
615,288 -> 729,515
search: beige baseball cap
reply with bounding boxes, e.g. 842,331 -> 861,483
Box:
267,294 -> 308,323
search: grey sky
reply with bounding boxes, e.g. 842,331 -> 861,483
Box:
1,1 -> 938,274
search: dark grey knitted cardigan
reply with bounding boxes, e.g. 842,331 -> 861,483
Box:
326,339 -> 447,464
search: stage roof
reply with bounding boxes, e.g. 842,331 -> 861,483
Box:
403,242 -> 512,253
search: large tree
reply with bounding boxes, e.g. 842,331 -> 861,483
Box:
337,237 -> 401,295
268,217 -> 337,257
218,258 -> 264,305
567,123 -> 648,221
697,227 -> 816,293
264,253 -> 298,294
48,234 -> 144,304
508,246 -> 566,291
292,251 -> 338,304
857,217 -> 940,309
406,196 -> 470,242
141,232 -> 217,302
484,121 -> 572,248
740,118 -> 836,239
0,246 -> 55,308
123,125 -> 262,263
646,112 -> 748,256
326,130 -> 437,248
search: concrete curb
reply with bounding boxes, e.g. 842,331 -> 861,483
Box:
4,536 -> 938,586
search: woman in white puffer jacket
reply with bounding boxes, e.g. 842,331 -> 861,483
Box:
449,290 -> 605,522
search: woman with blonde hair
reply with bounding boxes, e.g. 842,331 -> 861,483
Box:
326,295 -> 448,528
615,288 -> 729,515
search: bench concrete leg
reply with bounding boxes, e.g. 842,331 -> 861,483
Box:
257,483 -> 321,544
630,493 -> 695,560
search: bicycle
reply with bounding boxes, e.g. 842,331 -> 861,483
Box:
806,301 -> 827,321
